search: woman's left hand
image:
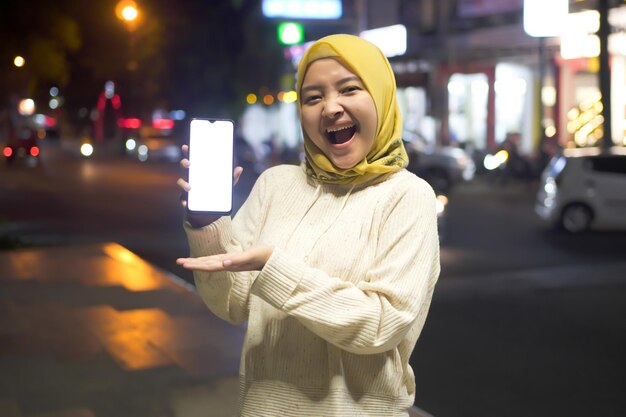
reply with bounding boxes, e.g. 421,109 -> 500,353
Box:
176,245 -> 274,272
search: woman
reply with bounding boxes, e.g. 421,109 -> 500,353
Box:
176,34 -> 440,416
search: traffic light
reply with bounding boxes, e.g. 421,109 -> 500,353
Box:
277,22 -> 304,45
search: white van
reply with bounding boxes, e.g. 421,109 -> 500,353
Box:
535,147 -> 626,233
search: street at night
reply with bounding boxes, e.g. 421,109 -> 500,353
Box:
3,0 -> 626,415
2,140 -> 625,416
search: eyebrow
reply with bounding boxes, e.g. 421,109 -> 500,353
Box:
301,75 -> 363,94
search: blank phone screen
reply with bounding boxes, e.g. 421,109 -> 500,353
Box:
187,119 -> 234,214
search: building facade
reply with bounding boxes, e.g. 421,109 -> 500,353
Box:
364,0 -> 626,155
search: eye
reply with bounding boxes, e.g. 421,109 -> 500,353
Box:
342,85 -> 361,94
303,94 -> 322,104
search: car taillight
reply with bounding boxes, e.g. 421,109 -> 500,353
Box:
30,146 -> 40,157
118,118 -> 142,129
2,147 -> 12,158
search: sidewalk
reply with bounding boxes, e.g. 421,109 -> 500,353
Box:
0,242 -> 242,417
0,242 -> 433,417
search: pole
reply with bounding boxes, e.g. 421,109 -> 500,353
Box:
354,0 -> 368,33
537,37 -> 545,148
128,28 -> 136,117
439,0 -> 453,147
598,0 -> 612,150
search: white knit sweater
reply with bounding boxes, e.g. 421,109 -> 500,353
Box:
184,164 -> 440,417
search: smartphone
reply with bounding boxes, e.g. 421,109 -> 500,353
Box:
187,118 -> 234,215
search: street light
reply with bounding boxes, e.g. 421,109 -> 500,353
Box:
13,56 -> 26,68
121,4 -> 138,22
116,0 -> 139,31
115,0 -> 140,116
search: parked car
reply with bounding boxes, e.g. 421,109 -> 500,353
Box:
403,131 -> 475,192
535,146 -> 626,233
2,126 -> 40,167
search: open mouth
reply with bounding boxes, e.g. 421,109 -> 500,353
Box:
325,124 -> 356,145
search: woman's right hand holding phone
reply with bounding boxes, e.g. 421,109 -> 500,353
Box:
177,144 -> 243,228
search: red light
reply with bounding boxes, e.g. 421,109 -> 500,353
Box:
153,118 -> 174,130
3,147 -> 12,157
111,94 -> 122,110
44,115 -> 57,128
118,118 -> 142,129
30,146 -> 40,157
97,93 -> 106,112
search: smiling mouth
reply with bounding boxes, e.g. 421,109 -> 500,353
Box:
325,125 -> 356,145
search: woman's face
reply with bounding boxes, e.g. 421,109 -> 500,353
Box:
300,58 -> 377,170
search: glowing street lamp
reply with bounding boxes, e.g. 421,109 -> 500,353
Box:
115,0 -> 141,116
13,56 -> 25,68
121,5 -> 138,22
18,99 -> 36,116
115,0 -> 139,31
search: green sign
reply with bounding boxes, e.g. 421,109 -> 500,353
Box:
277,22 -> 304,45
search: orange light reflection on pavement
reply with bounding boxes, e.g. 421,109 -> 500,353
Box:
0,242 -> 239,376
79,306 -> 178,371
102,243 -> 168,291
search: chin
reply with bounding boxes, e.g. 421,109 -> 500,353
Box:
332,159 -> 359,169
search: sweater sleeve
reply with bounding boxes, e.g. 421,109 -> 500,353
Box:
184,170 -> 267,324
250,180 -> 441,354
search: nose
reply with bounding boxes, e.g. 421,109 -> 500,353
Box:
322,96 -> 343,119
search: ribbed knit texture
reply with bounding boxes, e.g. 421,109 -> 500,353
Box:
185,164 -> 440,416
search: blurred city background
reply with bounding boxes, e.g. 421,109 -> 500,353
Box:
2,1 -> 626,416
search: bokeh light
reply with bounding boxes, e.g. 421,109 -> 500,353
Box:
13,56 -> 25,67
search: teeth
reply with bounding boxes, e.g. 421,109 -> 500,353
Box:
326,125 -> 354,133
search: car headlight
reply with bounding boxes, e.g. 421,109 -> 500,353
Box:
137,144 -> 149,162
80,143 -> 94,157
125,138 -> 137,151
483,150 -> 508,170
544,177 -> 557,196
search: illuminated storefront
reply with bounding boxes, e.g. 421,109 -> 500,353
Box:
557,7 -> 626,148
409,1 -> 626,157
441,62 -> 535,154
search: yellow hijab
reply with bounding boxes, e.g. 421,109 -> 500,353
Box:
296,34 -> 408,185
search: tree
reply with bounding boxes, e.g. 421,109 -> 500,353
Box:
0,0 -> 81,104
1,0 -> 289,131
62,0 -> 165,120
